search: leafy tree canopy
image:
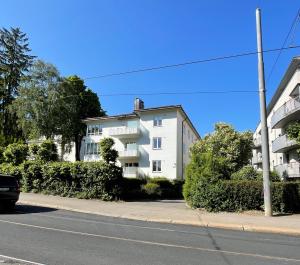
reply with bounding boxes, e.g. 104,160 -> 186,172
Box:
286,121 -> 300,155
190,122 -> 253,178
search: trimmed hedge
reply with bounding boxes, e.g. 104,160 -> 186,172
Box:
122,177 -> 184,200
185,180 -> 300,213
0,161 -> 123,201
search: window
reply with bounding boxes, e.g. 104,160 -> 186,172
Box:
125,162 -> 139,168
153,137 -> 162,149
153,116 -> 162,127
152,160 -> 161,172
188,130 -> 190,140
87,124 -> 102,136
85,143 -> 100,155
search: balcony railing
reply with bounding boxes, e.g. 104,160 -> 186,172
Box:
118,149 -> 140,159
109,126 -> 140,138
272,134 -> 298,153
274,162 -> 300,178
271,96 -> 300,128
123,167 -> 139,178
253,136 -> 262,148
252,155 -> 263,165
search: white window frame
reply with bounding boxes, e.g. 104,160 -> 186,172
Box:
153,116 -> 162,127
153,137 -> 162,150
152,160 -> 162,172
87,124 -> 103,136
85,142 -> 100,155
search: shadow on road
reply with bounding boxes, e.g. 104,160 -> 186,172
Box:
0,204 -> 58,214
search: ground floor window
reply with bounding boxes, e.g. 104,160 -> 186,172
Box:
85,142 -> 100,155
152,160 -> 161,172
125,162 -> 139,167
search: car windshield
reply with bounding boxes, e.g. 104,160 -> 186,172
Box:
0,176 -> 17,187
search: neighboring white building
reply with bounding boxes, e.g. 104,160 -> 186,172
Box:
252,57 -> 300,179
81,98 -> 200,180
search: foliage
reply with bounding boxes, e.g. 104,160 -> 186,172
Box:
0,27 -> 35,141
3,143 -> 28,165
122,177 -> 184,200
183,152 -> 225,204
0,161 -> 123,200
191,123 -> 253,178
57,76 -> 105,160
13,60 -> 62,139
141,182 -> 161,198
36,139 -> 58,162
231,165 -> 261,181
286,121 -> 300,154
0,146 -> 4,164
99,138 -> 118,164
184,180 -> 300,213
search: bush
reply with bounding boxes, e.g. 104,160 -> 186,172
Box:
37,140 -> 58,162
141,182 -> 161,198
231,166 -> 281,182
184,179 -> 300,213
0,161 -> 123,201
3,143 -> 28,165
122,177 -> 184,200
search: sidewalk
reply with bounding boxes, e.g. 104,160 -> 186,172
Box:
19,192 -> 300,236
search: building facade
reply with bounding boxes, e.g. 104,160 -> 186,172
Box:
81,99 -> 200,180
252,57 -> 300,179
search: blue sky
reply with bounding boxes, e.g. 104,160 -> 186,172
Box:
1,0 -> 300,136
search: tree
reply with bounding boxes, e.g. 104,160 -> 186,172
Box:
58,76 -> 105,160
286,121 -> 300,155
36,139 -> 58,162
190,122 -> 253,178
3,143 -> 28,165
0,27 -> 35,143
13,60 -> 61,139
99,138 -> 118,164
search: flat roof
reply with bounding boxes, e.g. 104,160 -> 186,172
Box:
83,104 -> 201,139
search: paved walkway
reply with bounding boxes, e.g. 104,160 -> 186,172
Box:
19,192 -> 300,235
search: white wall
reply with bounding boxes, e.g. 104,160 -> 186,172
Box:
82,108 -> 199,180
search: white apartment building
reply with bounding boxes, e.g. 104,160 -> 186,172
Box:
81,98 -> 200,180
252,57 -> 300,179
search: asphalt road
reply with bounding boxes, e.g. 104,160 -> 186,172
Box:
0,204 -> 300,265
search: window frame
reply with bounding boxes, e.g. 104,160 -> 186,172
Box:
153,116 -> 162,127
152,137 -> 162,150
152,160 -> 162,172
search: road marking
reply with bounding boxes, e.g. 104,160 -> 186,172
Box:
0,254 -> 46,265
25,212 -> 299,246
0,219 -> 300,263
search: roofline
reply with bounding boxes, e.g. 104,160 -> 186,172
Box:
266,56 -> 300,115
254,56 -> 300,132
82,104 -> 201,139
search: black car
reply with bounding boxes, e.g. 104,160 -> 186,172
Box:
0,174 -> 20,210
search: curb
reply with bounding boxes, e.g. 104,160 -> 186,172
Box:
18,200 -> 300,236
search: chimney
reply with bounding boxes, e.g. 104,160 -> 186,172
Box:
134,98 -> 144,111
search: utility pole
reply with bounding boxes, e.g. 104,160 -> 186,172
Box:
255,8 -> 272,216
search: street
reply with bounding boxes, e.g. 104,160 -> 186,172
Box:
0,205 -> 299,265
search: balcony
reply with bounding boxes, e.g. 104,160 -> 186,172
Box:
253,136 -> 262,148
272,134 -> 298,153
271,96 -> 300,129
123,167 -> 139,178
109,126 -> 140,139
274,162 -> 300,178
118,149 -> 140,160
252,155 -> 263,165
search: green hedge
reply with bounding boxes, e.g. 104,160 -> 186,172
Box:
0,161 -> 123,201
184,180 -> 300,213
122,177 -> 184,200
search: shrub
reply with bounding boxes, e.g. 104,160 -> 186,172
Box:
122,178 -> 147,200
3,143 -> 28,165
99,138 -> 118,164
37,140 -> 58,162
0,161 -> 123,200
141,182 -> 161,198
231,166 -> 260,181
185,179 -> 300,213
0,146 -> 4,164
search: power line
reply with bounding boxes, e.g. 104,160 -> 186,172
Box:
266,8 -> 300,84
84,45 -> 300,80
98,90 -> 259,97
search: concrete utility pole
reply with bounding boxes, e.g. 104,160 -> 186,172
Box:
255,8 -> 272,217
